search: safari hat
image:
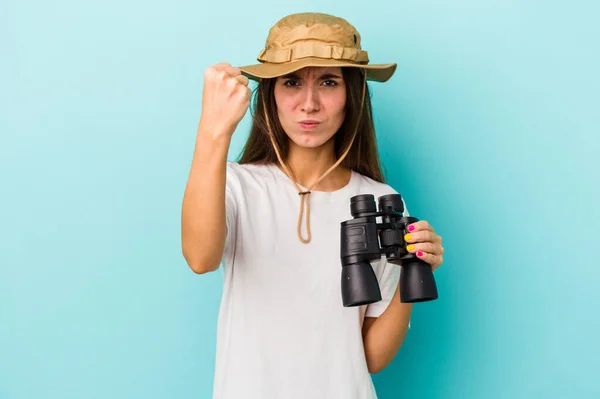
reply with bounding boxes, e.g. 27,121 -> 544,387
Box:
238,12 -> 397,82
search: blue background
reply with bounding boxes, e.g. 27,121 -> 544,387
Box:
2,1 -> 599,398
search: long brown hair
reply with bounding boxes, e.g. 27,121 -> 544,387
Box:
236,67 -> 385,183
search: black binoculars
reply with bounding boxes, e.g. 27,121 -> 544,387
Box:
340,193 -> 439,306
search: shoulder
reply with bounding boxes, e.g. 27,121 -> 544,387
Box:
352,171 -> 398,197
226,161 -> 280,189
227,161 -> 276,178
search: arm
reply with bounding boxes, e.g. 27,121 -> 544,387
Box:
181,130 -> 231,274
181,62 -> 250,274
362,283 -> 413,374
361,219 -> 445,373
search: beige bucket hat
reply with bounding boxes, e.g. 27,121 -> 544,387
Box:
238,12 -> 397,82
238,12 -> 396,244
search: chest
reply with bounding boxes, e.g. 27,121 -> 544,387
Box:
234,189 -> 353,291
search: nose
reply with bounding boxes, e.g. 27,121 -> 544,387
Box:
300,85 -> 320,113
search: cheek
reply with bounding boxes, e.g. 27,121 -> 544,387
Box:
325,96 -> 346,122
274,95 -> 297,124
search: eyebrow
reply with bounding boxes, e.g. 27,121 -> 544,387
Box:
281,73 -> 343,80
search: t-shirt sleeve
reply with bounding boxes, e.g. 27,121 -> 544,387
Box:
364,193 -> 411,328
222,162 -> 239,263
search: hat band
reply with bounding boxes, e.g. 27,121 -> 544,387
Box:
257,42 -> 369,64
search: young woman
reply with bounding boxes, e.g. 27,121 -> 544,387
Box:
181,12 -> 444,399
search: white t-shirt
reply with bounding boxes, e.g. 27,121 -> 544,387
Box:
212,161 -> 410,399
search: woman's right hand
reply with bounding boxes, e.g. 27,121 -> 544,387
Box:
197,63 -> 251,139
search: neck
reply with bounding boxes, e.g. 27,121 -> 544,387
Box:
282,139 -> 351,192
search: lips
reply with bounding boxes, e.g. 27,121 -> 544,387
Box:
299,120 -> 320,130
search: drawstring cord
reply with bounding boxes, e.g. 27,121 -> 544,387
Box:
262,69 -> 367,243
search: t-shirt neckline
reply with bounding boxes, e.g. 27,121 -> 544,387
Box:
270,163 -> 357,201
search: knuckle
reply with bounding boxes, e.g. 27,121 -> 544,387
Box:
226,76 -> 237,87
204,67 -> 215,78
228,66 -> 241,76
235,76 -> 249,87
237,90 -> 251,104
213,62 -> 231,71
236,90 -> 247,101
217,70 -> 228,80
234,83 -> 246,94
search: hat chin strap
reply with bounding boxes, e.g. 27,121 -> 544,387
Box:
262,69 -> 368,243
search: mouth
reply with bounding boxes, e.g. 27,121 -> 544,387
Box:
298,120 -> 321,130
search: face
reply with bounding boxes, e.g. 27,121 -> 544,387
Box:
273,67 -> 346,149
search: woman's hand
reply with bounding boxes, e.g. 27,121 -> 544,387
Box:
198,63 -> 251,139
404,220 -> 444,272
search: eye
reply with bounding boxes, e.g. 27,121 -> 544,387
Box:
283,79 -> 300,87
322,80 -> 338,87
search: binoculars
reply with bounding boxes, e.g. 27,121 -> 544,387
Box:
340,193 -> 439,306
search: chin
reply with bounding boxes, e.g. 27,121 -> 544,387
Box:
292,135 -> 329,148
289,130 -> 335,149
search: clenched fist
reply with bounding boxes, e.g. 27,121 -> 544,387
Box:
198,63 -> 251,139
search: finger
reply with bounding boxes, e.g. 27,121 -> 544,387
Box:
405,242 -> 442,255
404,230 -> 437,244
406,220 -> 433,233
415,250 -> 442,267
225,66 -> 242,77
235,74 -> 249,86
212,62 -> 232,71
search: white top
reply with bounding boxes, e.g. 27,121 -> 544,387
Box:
212,162 -> 410,399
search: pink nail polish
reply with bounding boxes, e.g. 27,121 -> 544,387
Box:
408,225 -> 415,231
417,251 -> 423,256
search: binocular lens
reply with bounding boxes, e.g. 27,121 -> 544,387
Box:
378,194 -> 404,213
350,194 -> 376,217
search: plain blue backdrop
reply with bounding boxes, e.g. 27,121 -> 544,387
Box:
1,1 -> 599,398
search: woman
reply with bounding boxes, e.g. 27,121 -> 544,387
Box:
181,12 -> 444,399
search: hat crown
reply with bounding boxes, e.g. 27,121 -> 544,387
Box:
265,12 -> 361,50
256,13 -> 369,65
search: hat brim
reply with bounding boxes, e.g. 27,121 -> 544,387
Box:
238,57 -> 397,83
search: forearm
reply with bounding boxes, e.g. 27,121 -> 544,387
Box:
362,283 -> 413,373
181,129 -> 231,273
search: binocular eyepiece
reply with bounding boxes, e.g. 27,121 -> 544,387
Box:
340,193 -> 439,306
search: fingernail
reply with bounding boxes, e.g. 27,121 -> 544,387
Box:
408,225 -> 415,231
417,251 -> 423,257
407,245 -> 415,251
404,234 -> 412,241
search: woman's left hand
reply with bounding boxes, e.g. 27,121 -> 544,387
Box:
404,220 -> 444,272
